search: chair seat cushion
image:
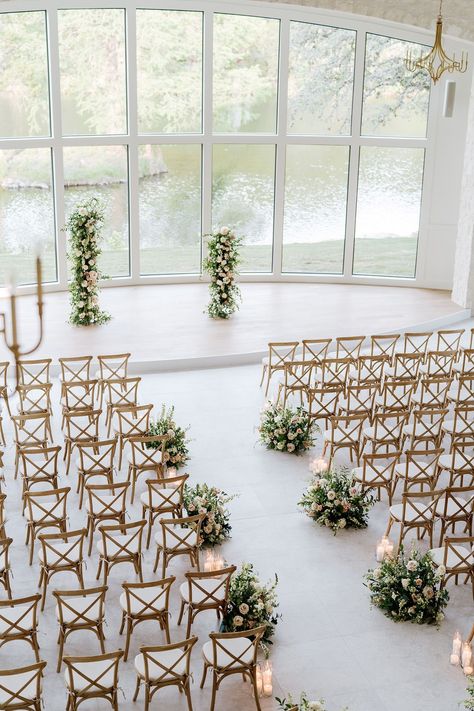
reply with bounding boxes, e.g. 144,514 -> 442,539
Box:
127,448 -> 162,467
56,596 -> 102,624
429,545 -> 473,568
96,535 -> 140,557
442,419 -> 474,434
394,462 -> 431,480
323,429 -> 355,444
202,637 -> 254,668
119,588 -> 166,615
351,466 -> 387,484
0,604 -> 35,634
389,502 -> 432,522
86,495 -> 123,515
134,649 -> 186,680
435,495 -> 470,517
64,659 -> 116,690
153,528 -> 193,552
179,579 -> 225,604
140,488 -> 180,510
38,542 -> 81,566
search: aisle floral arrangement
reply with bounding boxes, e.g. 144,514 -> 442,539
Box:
221,562 -> 280,645
202,226 -> 243,319
259,402 -> 315,454
464,677 -> 474,710
184,483 -> 236,546
276,693 -> 348,711
364,546 -> 449,626
65,196 -> 110,326
146,405 -> 190,470
299,467 -> 374,534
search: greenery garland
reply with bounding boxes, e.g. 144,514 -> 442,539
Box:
65,197 -> 111,326
259,402 -> 316,454
183,483 -> 236,547
203,226 -> 243,319
465,677 -> 474,710
299,467 -> 375,534
146,404 -> 191,470
364,546 -> 449,626
276,693 -> 348,711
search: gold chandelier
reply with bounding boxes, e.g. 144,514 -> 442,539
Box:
405,0 -> 468,84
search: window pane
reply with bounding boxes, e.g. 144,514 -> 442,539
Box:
213,14 -> 280,133
212,144 -> 275,272
283,146 -> 349,274
58,9 -> 126,136
0,12 -> 50,138
137,10 -> 202,134
353,147 -> 424,277
63,146 -> 129,278
0,148 -> 56,285
362,34 -> 430,137
288,22 -> 355,135
139,145 -> 201,275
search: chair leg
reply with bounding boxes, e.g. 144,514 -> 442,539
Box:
251,669 -> 263,711
133,676 -> 141,702
210,671 -> 218,711
153,548 -> 160,574
184,679 -> 193,711
200,663 -> 208,689
57,630 -> 65,673
123,618 -> 132,662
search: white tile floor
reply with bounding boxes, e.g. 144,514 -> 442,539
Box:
0,364 -> 471,711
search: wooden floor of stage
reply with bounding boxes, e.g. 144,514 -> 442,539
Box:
0,282 -> 467,369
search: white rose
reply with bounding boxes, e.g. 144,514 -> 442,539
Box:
406,560 -> 418,572
401,578 -> 409,589
437,565 -> 446,576
220,226 -> 230,235
239,603 -> 249,615
327,490 -> 336,501
233,615 -> 243,627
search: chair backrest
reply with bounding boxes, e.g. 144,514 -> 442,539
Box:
97,353 -> 131,381
0,661 -> 46,707
63,409 -> 101,443
440,536 -> 474,570
328,413 -> 366,444
38,528 -> 86,568
320,357 -> 351,389
266,342 -> 299,370
77,439 -> 116,475
452,375 -> 474,406
12,413 -> 51,448
105,377 -> 141,408
447,439 -> 474,479
372,411 -> 408,443
435,329 -> 465,353
451,405 -> 474,440
399,448 -> 443,489
335,335 -> 365,360
139,637 -> 197,684
458,349 -> 474,375
0,593 -> 41,639
352,355 -> 387,384
17,358 -> 52,386
377,379 -> 417,412
370,334 -> 400,361
159,514 -> 204,553
435,487 -> 474,521
24,487 -> 70,527
391,352 -> 423,379
307,387 -> 342,421
59,356 -> 93,383
0,496 -> 6,533
343,383 -> 377,415
408,408 -> 447,444
184,566 -> 236,609
54,586 -> 107,628
63,650 -> 123,696
401,489 -> 442,522
0,362 -> 8,390
19,446 -> 61,487
99,519 -> 145,559
122,577 -> 175,618
145,474 -> 188,511
17,383 -> 52,415
62,380 -> 98,413
282,361 -> 315,393
86,482 -> 129,517
208,626 -> 266,672
424,350 -> 456,378
301,339 -> 331,363
402,332 -> 432,356
416,377 -> 452,408
359,452 -> 400,487
115,405 -> 153,439
0,537 -> 12,573
129,435 -> 167,469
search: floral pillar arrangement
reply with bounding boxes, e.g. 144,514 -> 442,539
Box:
65,197 -> 111,326
203,226 -> 242,319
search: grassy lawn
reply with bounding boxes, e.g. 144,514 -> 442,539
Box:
0,237 -> 417,285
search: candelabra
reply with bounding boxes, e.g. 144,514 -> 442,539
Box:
0,258 -> 44,389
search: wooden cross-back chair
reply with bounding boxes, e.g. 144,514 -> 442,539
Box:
278,360 -> 315,407
200,626 -> 266,711
421,350 -> 456,378
348,355 -> 387,388
448,375 -> 474,407
114,404 -> 153,469
385,352 -> 424,381
19,446 -> 61,507
17,358 -> 52,386
54,586 -> 108,673
402,408 -> 448,450
429,536 -> 474,598
37,528 -> 87,610
0,361 -> 11,418
63,650 -> 123,711
393,447 -> 443,495
85,481 -> 129,556
434,486 -> 474,545
351,451 -> 401,504
178,565 -> 236,638
96,519 -> 146,585
153,513 -> 204,578
141,473 -> 188,548
322,413 -> 366,466
338,383 -> 377,422
385,489 -> 443,548
411,376 -> 452,410
61,380 -> 98,424
24,486 -> 70,565
105,377 -> 141,435
402,332 -> 432,358
454,349 -> 474,376
12,413 -> 52,478
307,386 -> 343,429
370,333 -> 400,364
301,338 -> 331,363
76,439 -> 116,509
133,637 -> 197,711
375,378 -> 417,414
0,593 -> 41,662
127,434 -> 166,504
0,661 -> 47,711
95,352 -> 131,407
0,537 -> 12,598
63,409 -> 101,475
435,328 -> 465,355
361,411 -> 408,454
260,341 -> 299,396
335,335 -> 365,361
318,357 -> 351,390
58,355 -> 93,390
443,405 -> 474,448
120,576 -> 175,661
17,383 -> 53,418
438,439 -> 474,487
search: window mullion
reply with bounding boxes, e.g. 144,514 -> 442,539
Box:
126,7 -> 139,282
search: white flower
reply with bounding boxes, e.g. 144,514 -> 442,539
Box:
401,578 -> 410,589
327,490 -> 336,501
220,226 -> 230,235
287,443 -> 295,452
406,560 -> 418,572
233,615 -> 243,627
239,603 -> 249,615
338,518 -> 346,528
437,565 -> 446,576
372,567 -> 382,579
